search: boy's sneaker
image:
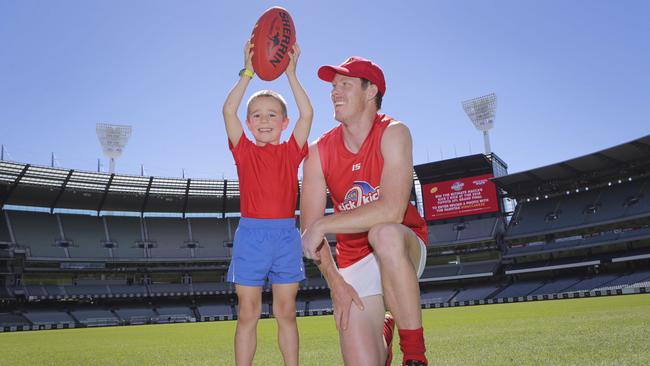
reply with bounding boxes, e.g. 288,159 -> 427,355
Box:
404,360 -> 427,366
383,313 -> 395,366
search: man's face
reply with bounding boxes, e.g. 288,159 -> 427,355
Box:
330,74 -> 368,123
246,96 -> 288,146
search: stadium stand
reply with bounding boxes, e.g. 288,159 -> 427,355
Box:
420,288 -> 457,305
9,211 -> 66,258
71,309 -> 120,327
528,278 -> 582,296
64,284 -> 111,298
307,298 -> 333,315
148,283 -> 192,297
114,307 -> 158,325
0,313 -> 31,331
451,285 -> 500,303
59,214 -> 110,258
22,311 -> 75,329
1,135 -> 650,332
185,217 -> 232,258
145,218 -> 192,258
191,282 -> 232,295
506,178 -> 650,240
196,303 -> 234,321
103,216 -> 146,258
109,284 -> 148,297
155,306 -> 196,323
593,270 -> 650,291
561,273 -> 620,292
490,280 -> 544,299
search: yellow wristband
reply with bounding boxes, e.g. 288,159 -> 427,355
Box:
239,68 -> 254,79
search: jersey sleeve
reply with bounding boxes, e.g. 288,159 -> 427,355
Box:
229,133 -> 251,165
286,134 -> 308,167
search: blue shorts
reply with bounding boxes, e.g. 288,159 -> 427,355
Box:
227,217 -> 305,286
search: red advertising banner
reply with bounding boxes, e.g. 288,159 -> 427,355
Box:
422,174 -> 499,221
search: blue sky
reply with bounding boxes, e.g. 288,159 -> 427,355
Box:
1,0 -> 649,179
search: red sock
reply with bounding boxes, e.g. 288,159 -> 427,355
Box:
398,327 -> 427,365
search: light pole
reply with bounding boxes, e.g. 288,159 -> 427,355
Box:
462,93 -> 497,155
96,123 -> 132,174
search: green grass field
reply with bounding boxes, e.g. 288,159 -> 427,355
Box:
1,294 -> 649,365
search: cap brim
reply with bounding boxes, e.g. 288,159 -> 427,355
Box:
317,65 -> 352,82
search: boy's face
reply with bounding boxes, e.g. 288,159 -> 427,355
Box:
246,96 -> 289,146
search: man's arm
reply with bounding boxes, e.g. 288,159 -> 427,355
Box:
285,44 -> 313,149
222,42 -> 254,147
300,143 -> 363,330
302,121 -> 415,260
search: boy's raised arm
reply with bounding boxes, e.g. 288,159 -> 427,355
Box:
222,42 -> 255,147
285,43 -> 313,148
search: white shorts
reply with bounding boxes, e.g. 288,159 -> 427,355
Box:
338,237 -> 427,298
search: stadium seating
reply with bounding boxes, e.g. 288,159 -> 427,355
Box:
148,283 -> 192,296
155,306 -> 196,323
196,303 -> 234,321
59,214 -> 111,258
506,178 -> 650,240
427,217 -> 500,246
104,216 -> 146,258
109,284 -> 148,297
145,218 -> 192,258
0,313 -> 31,329
71,309 -> 120,327
22,311 -> 75,329
191,282 -> 232,295
114,307 -> 158,325
307,298 -> 333,313
188,217 -> 233,258
459,260 -> 498,275
420,264 -> 460,279
9,211 -> 66,258
561,274 -> 620,292
490,280 -> 544,298
301,276 -> 328,290
64,284 -> 111,298
420,288 -> 457,304
451,285 -> 500,303
592,270 -> 650,291
528,278 -> 582,296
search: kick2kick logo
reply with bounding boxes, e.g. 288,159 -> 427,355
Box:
338,181 -> 380,211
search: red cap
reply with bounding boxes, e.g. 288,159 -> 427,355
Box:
318,56 -> 386,96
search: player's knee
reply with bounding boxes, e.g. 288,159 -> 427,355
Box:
368,224 -> 407,260
237,301 -> 262,322
273,300 -> 296,321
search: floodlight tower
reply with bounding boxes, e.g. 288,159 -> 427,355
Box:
462,93 -> 497,155
96,123 -> 132,174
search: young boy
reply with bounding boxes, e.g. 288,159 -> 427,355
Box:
222,41 -> 312,366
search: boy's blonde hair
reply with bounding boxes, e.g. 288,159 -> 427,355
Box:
246,90 -> 288,118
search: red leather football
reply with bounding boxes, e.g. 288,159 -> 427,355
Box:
250,7 -> 296,81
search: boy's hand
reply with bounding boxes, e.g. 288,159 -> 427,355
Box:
243,41 -> 254,73
285,43 -> 300,76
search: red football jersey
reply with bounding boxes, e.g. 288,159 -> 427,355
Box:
230,133 -> 307,218
317,114 -> 428,268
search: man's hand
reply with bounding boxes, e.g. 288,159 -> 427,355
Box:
330,277 -> 364,331
301,223 -> 325,260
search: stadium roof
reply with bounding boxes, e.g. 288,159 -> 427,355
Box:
493,134 -> 650,199
0,161 -> 241,215
0,161 -> 337,215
